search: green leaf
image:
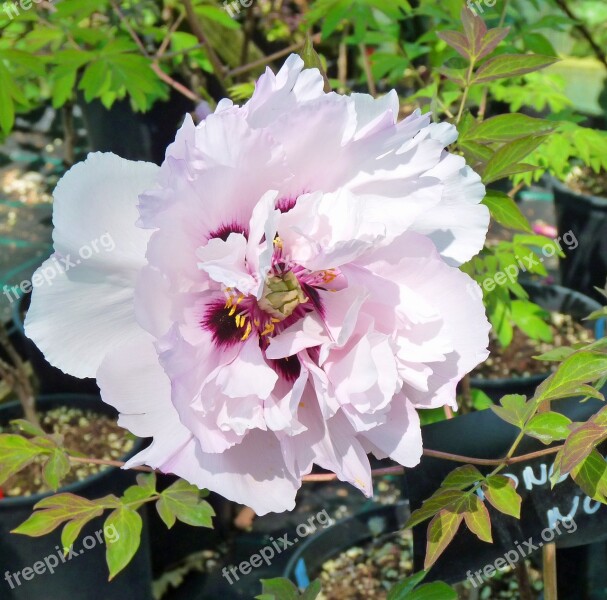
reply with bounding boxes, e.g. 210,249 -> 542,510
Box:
461,5 -> 487,59
482,136 -> 548,184
43,449 -> 71,491
425,509 -> 464,569
482,191 -> 532,232
536,352 -> 607,402
156,479 -> 215,528
196,5 -> 241,30
300,35 -> 330,92
471,388 -> 494,410
554,418 -> 607,477
13,494 -> 103,538
484,476 -> 521,518
477,27 -> 510,60
463,495 -> 492,543
473,54 -> 559,84
437,30 -> 471,60
571,450 -> 607,502
465,114 -> 555,144
0,434 -> 49,486
387,571 -> 428,599
406,488 -> 468,528
301,580 -> 322,600
490,394 -> 534,429
526,412 -> 572,445
10,419 -> 46,438
407,582 -> 458,600
511,300 -> 553,343
257,578 -> 299,600
441,465 -> 484,490
105,507 -> 143,580
534,347 -> 576,362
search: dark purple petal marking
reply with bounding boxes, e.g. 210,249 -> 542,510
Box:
276,196 -> 297,213
208,222 -> 249,241
202,300 -> 243,348
269,356 -> 302,382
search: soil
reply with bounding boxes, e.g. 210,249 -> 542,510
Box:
0,405 -> 134,498
473,312 -> 593,380
566,166 -> 607,198
318,529 -> 414,600
317,530 -> 543,599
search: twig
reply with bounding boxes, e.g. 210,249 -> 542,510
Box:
0,322 -> 40,429
543,543 -> 558,600
359,44 -> 377,97
151,63 -> 202,103
61,103 -> 75,166
228,33 -> 322,78
554,0 -> 607,70
182,0 -> 230,92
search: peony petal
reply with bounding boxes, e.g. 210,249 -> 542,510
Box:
25,154 -> 158,378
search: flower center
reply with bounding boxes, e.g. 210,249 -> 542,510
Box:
257,270 -> 309,321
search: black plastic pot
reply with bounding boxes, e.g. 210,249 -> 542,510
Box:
472,283 -> 605,401
12,292 -> 99,395
551,176 -> 607,304
78,91 -> 194,165
0,395 -> 153,600
283,502 -> 409,590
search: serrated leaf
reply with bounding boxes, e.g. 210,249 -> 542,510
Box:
122,482 -> 156,508
490,394 -> 533,428
473,54 -> 558,84
482,191 -> 532,232
43,449 -> 71,491
105,507 -> 143,580
536,352 -> 607,402
157,479 -> 215,528
425,509 -> 464,569
484,476 -> 521,518
13,494 -> 103,538
441,465 -> 484,490
526,412 -> 572,444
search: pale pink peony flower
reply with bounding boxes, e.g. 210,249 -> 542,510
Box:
26,55 -> 490,515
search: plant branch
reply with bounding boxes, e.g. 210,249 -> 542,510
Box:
359,44 -> 377,97
227,34 -> 322,78
182,0 -> 230,92
554,0 -> 607,70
